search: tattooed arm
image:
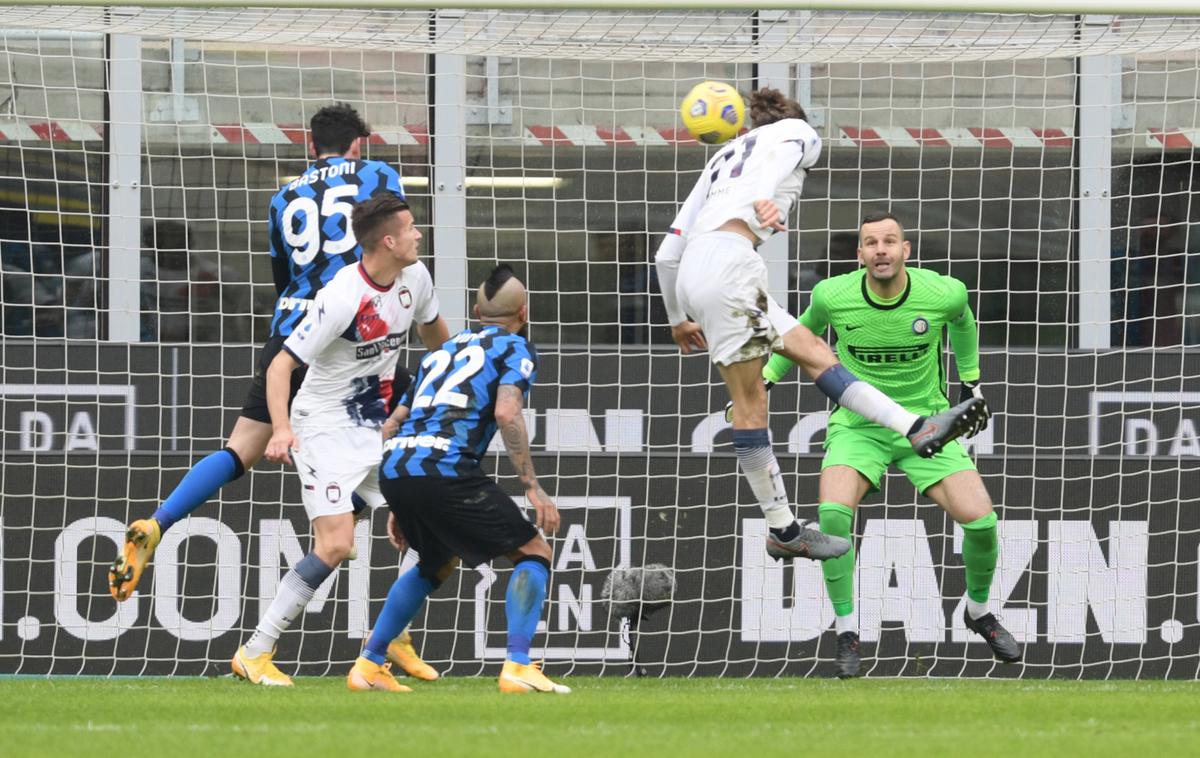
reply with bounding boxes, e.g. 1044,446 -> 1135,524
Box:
495,384 -> 559,533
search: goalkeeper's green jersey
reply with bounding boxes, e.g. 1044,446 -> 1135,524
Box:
767,267 -> 980,428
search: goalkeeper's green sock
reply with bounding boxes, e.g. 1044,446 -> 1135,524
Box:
764,353 -> 794,384
819,502 -> 856,630
961,511 -> 998,620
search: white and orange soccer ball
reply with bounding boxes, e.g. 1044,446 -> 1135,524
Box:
680,81 -> 745,144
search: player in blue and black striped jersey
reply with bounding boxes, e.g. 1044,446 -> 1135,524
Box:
382,308 -> 538,479
344,265 -> 570,694
266,124 -> 404,340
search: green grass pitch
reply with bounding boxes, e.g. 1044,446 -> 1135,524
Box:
2,677 -> 1197,757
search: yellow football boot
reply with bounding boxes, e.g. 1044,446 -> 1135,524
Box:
231,646 -> 293,687
108,518 -> 162,601
346,657 -> 413,692
386,630 -> 439,681
498,660 -> 571,694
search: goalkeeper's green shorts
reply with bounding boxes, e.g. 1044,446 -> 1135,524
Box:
822,422 -> 976,495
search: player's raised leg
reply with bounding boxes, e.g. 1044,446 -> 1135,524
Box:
766,322 -> 988,459
720,357 -> 850,561
108,417 -> 263,601
111,104 -> 416,602
924,469 -> 1021,663
107,518 -> 161,603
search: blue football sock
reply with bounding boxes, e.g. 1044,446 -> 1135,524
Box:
506,557 -> 550,665
152,447 -> 243,532
362,569 -> 435,665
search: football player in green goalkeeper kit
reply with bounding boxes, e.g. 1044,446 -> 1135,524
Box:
743,211 -> 1021,677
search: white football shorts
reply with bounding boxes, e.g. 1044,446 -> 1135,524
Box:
290,424 -> 386,521
676,231 -> 797,366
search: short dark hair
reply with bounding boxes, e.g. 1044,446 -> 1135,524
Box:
860,211 -> 905,238
310,103 -> 371,155
482,263 -> 516,300
351,194 -> 410,251
749,87 -> 807,128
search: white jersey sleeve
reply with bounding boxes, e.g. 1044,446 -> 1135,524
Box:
665,165 -> 715,242
654,175 -> 713,325
283,278 -> 356,366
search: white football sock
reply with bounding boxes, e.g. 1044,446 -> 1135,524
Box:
737,447 -> 795,530
966,599 -> 990,621
838,381 -> 921,436
244,570 -> 319,657
835,612 -> 859,635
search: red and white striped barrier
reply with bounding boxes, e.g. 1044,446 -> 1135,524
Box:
1,120 -> 1197,149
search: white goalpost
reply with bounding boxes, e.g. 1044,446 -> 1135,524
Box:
0,3 -> 1199,679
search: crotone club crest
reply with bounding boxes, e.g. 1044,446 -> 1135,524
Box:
326,483 -> 342,503
398,285 -> 412,309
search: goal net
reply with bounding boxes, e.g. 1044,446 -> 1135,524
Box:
1,5 -> 1199,679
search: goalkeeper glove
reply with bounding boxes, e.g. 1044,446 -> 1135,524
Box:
724,380 -> 775,424
958,380 -> 991,437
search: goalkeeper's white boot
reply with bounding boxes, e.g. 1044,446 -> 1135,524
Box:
347,657 -> 413,692
108,518 -> 162,601
499,660 -> 571,694
231,646 -> 293,687
386,630 -> 440,681
907,398 -> 988,459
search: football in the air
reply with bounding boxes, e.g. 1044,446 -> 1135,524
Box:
680,81 -> 745,144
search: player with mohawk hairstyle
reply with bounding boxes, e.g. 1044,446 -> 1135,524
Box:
347,264 -> 569,695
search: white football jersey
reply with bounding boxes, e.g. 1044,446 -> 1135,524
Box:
284,260 -> 438,429
670,118 -> 822,243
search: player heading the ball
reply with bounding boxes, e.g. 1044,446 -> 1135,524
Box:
655,87 -> 988,562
